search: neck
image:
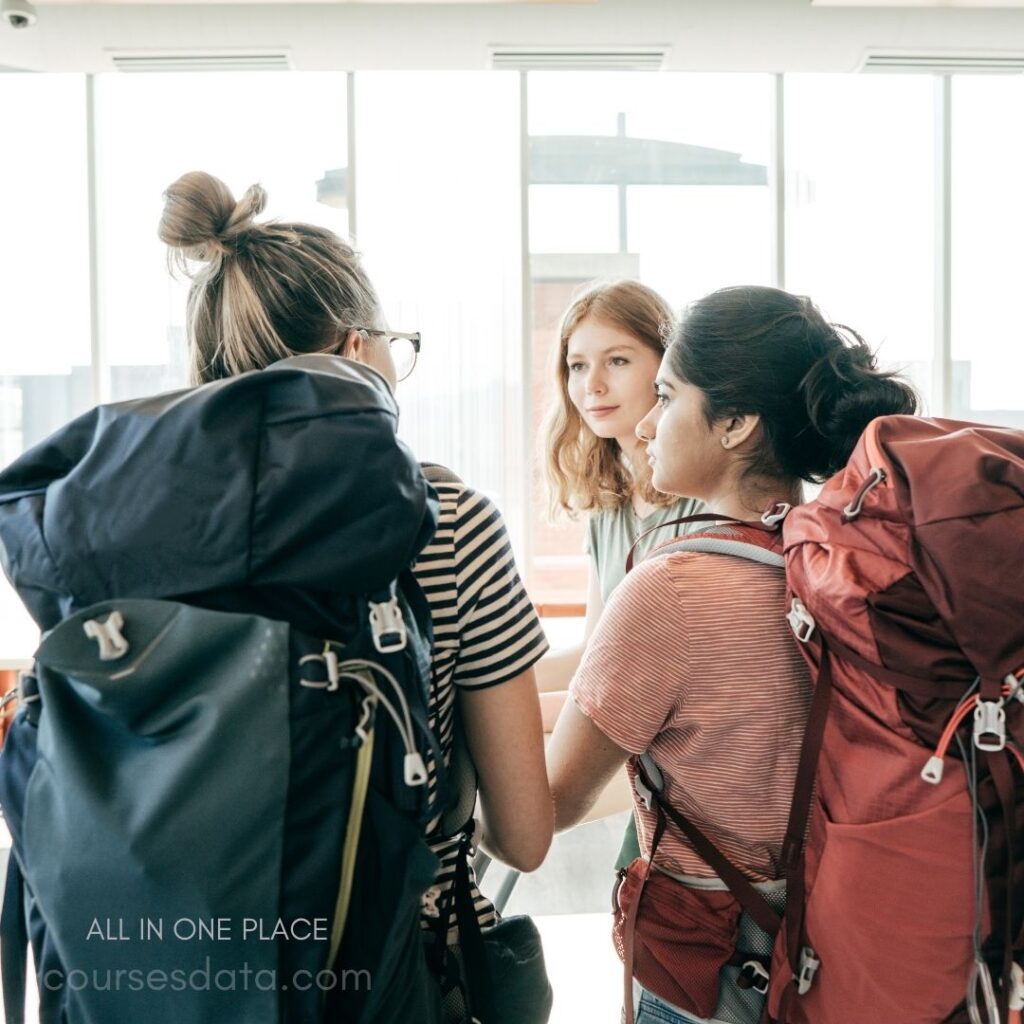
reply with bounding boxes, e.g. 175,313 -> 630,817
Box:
703,474 -> 802,522
617,433 -> 646,466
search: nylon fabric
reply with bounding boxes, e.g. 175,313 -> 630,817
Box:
768,415 -> 1024,1024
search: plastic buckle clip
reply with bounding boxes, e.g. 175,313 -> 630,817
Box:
796,947 -> 820,996
738,960 -> 770,995
368,597 -> 408,654
786,598 -> 816,644
83,610 -> 129,661
1009,962 -> 1024,1012
761,502 -> 791,527
634,753 -> 664,812
973,699 -> 1006,753
298,646 -> 342,691
633,774 -> 655,811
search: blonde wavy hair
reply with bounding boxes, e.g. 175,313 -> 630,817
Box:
542,279 -> 677,518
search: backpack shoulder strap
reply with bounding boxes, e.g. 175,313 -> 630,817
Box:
420,462 -> 464,487
634,754 -> 782,937
419,462 -> 478,837
651,532 -> 785,569
1,854 -> 27,1024
626,510 -> 785,574
440,700 -> 479,837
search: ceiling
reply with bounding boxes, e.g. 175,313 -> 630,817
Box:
3,0 -> 1024,74
34,0 -> 594,4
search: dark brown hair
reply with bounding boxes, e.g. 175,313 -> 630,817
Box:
667,285 -> 919,483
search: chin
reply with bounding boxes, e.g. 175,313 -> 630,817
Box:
584,419 -> 621,440
650,468 -> 679,496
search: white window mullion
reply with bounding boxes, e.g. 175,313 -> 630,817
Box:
517,69 -> 533,580
86,73 -> 110,406
933,74 -> 952,417
771,73 -> 786,290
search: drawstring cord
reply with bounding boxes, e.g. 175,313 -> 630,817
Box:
922,674 -> 1024,785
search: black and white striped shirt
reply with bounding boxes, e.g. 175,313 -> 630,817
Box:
412,480 -> 548,932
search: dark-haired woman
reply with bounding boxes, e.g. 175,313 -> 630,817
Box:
546,285 -> 917,1024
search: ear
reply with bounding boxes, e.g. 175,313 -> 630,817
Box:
340,328 -> 368,361
720,412 -> 760,450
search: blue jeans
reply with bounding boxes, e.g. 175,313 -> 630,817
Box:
633,985 -> 711,1024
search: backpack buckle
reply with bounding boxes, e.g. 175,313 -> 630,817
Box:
83,610 -> 129,661
1010,963 -> 1023,1012
368,597 -> 408,654
842,466 -> 887,521
633,753 -> 664,810
796,946 -> 820,995
633,774 -> 655,811
737,960 -> 770,995
761,502 -> 791,527
786,598 -> 816,643
973,699 -> 1006,752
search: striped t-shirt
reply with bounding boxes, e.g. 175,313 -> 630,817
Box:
412,479 -> 549,931
571,550 -> 810,882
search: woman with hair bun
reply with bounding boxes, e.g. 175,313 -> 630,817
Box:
158,172 -> 553,1012
546,285 -> 918,1024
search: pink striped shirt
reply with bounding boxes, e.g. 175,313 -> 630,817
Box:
571,550 -> 811,882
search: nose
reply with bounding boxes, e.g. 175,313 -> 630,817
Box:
584,366 -> 606,395
636,404 -> 658,442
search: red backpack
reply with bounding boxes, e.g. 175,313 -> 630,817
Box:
767,415 -> 1024,1024
619,415 -> 1024,1024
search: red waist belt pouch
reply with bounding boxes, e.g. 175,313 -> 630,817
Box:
613,857 -> 742,1019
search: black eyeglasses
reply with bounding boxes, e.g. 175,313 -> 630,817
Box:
353,328 -> 421,382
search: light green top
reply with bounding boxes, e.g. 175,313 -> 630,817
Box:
586,496 -> 705,604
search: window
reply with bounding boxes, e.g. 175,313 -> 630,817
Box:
785,75 -> 936,408
3,67 -> 1024,660
355,72 -> 526,552
0,74 -> 90,659
527,72 -> 773,604
94,71 -> 349,402
951,76 -> 1024,428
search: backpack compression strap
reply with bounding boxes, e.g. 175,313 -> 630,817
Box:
1,853 -> 27,1024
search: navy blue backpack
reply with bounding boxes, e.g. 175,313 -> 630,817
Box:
0,355 -> 445,1024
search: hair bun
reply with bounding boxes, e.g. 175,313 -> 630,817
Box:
158,171 -> 265,263
800,323 -> 918,477
222,183 -> 267,239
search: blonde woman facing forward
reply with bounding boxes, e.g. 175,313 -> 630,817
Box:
537,280 -> 703,866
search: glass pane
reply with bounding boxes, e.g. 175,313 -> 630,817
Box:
94,72 -> 349,402
952,76 -> 1024,427
785,75 -> 935,408
0,74 -> 91,454
527,72 -> 773,603
0,73 -> 90,659
355,72 -> 525,554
